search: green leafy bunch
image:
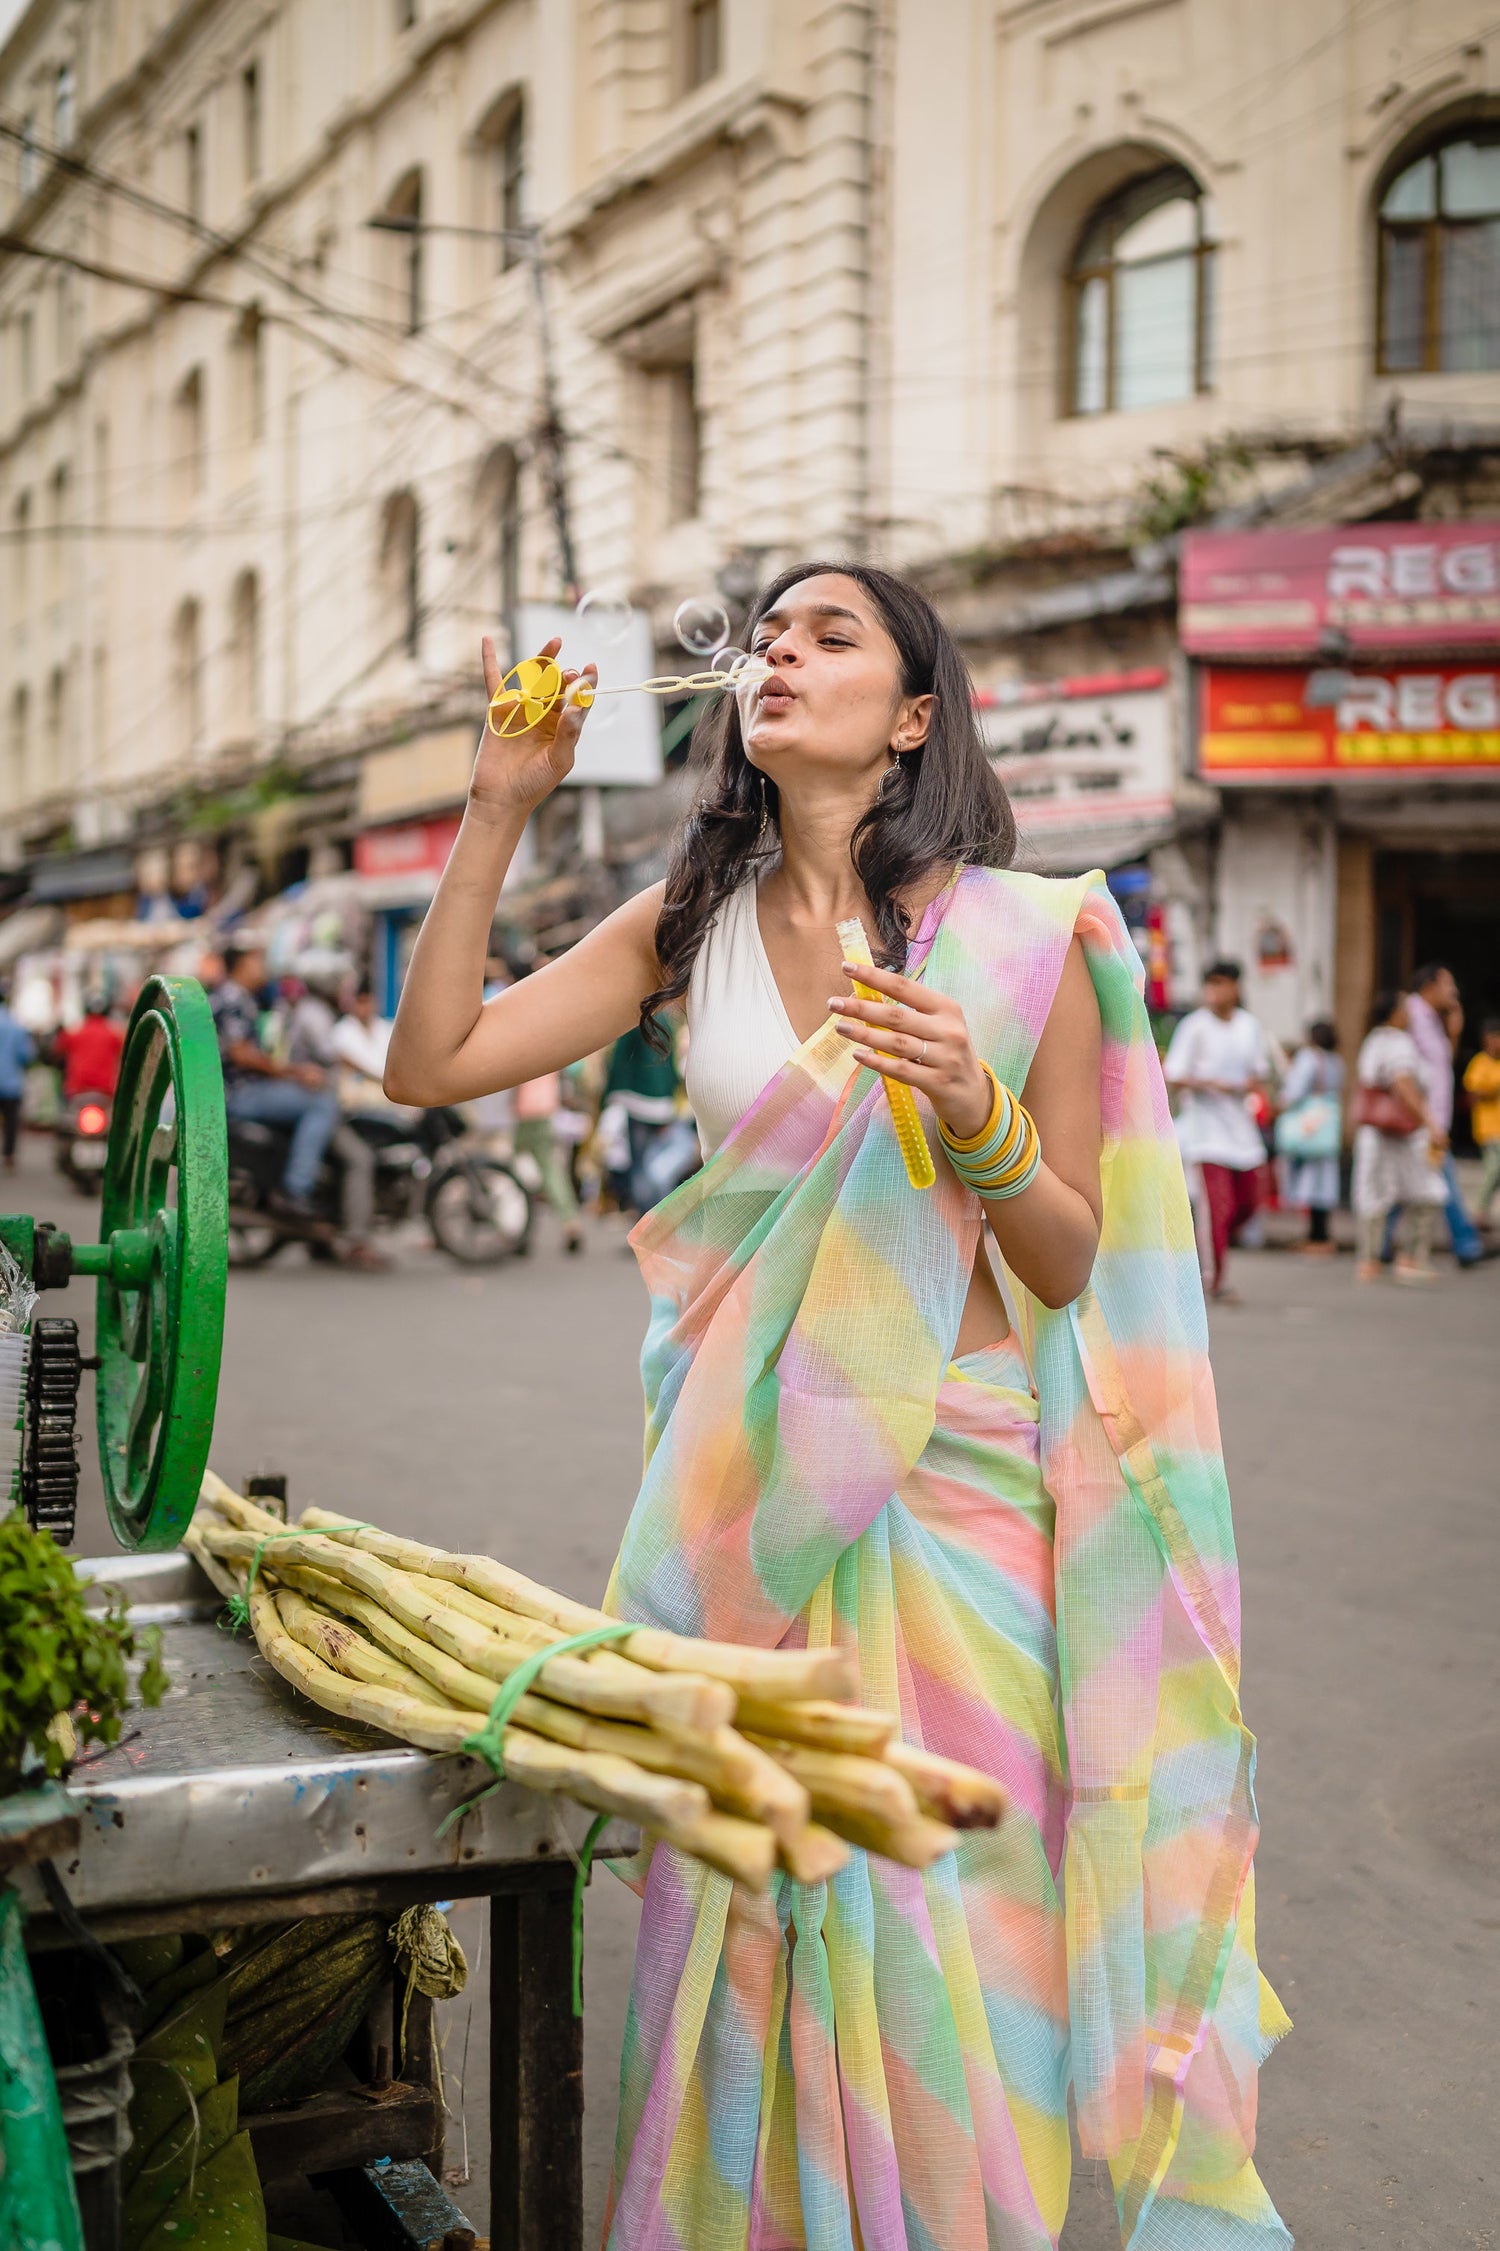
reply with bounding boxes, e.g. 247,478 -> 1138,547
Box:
0,1510 -> 167,1794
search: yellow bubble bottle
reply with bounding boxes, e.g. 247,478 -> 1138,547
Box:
835,917 -> 936,1190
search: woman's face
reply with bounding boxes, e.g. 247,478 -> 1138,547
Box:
1389,995 -> 1410,1030
738,574 -> 932,785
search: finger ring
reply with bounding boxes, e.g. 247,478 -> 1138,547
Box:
916,1039 -> 928,1065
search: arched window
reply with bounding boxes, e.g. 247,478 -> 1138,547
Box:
54,63 -> 75,151
380,491 -> 421,659
172,600 -> 202,759
1066,164 -> 1215,415
231,570 -> 261,726
480,445 -> 522,622
44,666 -> 66,784
1378,129 -> 1500,373
381,169 -> 424,332
9,685 -> 29,807
475,90 -> 526,273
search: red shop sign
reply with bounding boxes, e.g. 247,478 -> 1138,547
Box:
1199,665 -> 1500,780
1181,524 -> 1500,656
353,815 -> 463,879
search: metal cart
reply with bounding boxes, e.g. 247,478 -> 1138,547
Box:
1,978 -> 631,2249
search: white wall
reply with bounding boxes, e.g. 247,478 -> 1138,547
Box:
1213,801 -> 1338,1048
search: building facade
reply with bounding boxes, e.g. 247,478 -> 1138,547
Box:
2,0 -> 1498,1058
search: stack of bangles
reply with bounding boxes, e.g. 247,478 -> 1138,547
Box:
938,1063 -> 1042,1199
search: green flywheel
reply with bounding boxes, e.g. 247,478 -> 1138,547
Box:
93,975 -> 227,1550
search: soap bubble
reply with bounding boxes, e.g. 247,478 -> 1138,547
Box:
575,589 -> 633,644
673,596 -> 731,657
710,645 -> 749,677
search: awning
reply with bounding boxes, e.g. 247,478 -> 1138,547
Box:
1012,817 -> 1177,877
29,847 -> 138,903
0,903 -> 64,966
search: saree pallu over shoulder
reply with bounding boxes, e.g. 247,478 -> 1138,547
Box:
607,867 -> 1290,2249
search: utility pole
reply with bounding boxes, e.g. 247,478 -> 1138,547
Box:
521,226 -> 579,605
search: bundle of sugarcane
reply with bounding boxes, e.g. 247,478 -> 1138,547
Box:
189,1474 -> 1005,1890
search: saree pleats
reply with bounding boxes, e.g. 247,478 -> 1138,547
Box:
603,869 -> 1290,2250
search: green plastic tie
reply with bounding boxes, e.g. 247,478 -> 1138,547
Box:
222,1520 -> 372,1631
435,1617 -> 639,2015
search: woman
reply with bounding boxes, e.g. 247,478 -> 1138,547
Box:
1352,990 -> 1447,1285
388,566 -> 1289,2250
1275,1019 -> 1344,1253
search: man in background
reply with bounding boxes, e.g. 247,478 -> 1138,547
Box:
1392,964 -> 1485,1268
1165,959 -> 1273,1302
0,986 -> 34,1173
211,938 -> 340,1222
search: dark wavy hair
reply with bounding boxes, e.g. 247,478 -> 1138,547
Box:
641,561 -> 1015,1039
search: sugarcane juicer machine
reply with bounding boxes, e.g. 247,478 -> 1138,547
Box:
2,974 -> 226,1551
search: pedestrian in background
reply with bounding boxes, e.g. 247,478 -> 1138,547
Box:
0,985 -> 35,1172
1463,1017 -> 1500,1221
1392,963 -> 1485,1267
1353,991 -> 1447,1285
1274,1019 -> 1344,1253
509,961 -> 585,1254
598,1017 -> 684,1219
1164,958 -> 1273,1301
284,954 -> 386,1269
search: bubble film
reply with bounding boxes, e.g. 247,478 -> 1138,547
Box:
673,596 -> 731,657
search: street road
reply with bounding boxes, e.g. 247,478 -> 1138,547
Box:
30,1140 -> 1498,2250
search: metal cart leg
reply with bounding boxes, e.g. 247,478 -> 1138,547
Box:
489,1869 -> 584,2251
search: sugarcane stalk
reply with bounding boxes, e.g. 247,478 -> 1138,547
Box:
246,1580 -> 724,1848
777,1822 -> 852,1884
273,1563 -> 497,1711
183,1518 -> 247,1607
813,1806 -> 961,1868
197,1522 -> 732,1732
527,1707 -> 810,1843
248,1578 -> 478,1755
273,1587 -> 451,1708
881,1743 -> 1006,1830
733,1695 -> 895,1756
745,1737 -> 922,1829
297,1505 -> 856,1702
199,1475 -> 289,1536
665,1809 -> 779,1888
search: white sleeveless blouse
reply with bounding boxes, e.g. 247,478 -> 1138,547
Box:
684,880 -> 801,1156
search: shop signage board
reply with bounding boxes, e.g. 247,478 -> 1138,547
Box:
353,816 -> 463,879
1199,665 -> 1500,780
1180,523 -> 1500,656
975,668 -> 1175,834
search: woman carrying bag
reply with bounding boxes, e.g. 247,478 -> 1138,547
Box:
1352,991 -> 1447,1284
1273,1020 -> 1344,1253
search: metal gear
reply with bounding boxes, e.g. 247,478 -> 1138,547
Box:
23,1316 -> 84,1544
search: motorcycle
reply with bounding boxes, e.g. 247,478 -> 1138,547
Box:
56,1089 -> 113,1194
226,1104 -> 533,1268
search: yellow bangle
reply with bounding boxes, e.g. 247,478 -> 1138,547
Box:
938,1063 -> 1008,1153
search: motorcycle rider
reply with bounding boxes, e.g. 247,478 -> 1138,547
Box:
284,953 -> 388,1271
208,938 -> 340,1225
53,990 -> 125,1102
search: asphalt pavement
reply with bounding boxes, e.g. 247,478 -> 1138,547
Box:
22,1136 -> 1498,2250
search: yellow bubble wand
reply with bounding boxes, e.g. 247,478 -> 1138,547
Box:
836,917 -> 937,1191
487,654 -> 772,738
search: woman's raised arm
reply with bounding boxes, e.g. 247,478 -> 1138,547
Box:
384,634 -> 664,1105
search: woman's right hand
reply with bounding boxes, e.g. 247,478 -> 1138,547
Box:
469,634 -> 596,819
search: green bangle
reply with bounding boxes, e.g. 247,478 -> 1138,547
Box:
940,1068 -> 1042,1199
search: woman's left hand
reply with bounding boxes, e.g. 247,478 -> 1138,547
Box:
830,960 -> 992,1140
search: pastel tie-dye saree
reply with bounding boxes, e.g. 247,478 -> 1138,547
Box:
602,867 -> 1290,2250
